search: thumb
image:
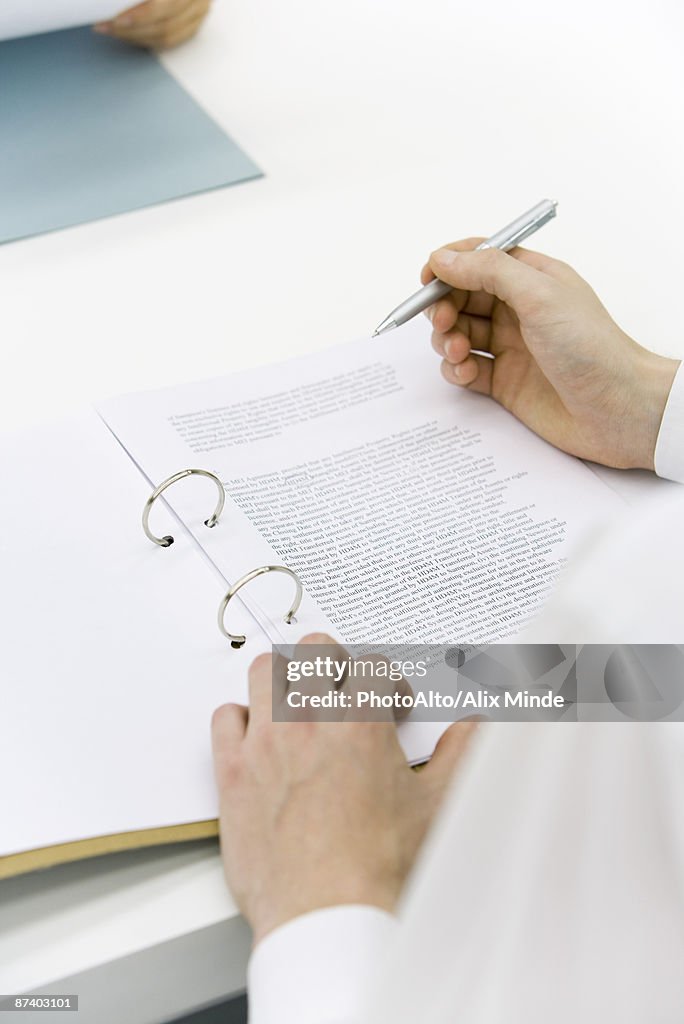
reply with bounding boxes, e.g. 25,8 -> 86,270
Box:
429,247 -> 555,319
422,720 -> 479,789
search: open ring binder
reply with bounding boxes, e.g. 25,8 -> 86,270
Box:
143,469 -> 304,648
218,565 -> 303,649
142,468 -> 225,547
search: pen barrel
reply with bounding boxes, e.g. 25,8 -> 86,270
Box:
481,199 -> 557,252
415,276 -> 452,307
391,277 -> 452,327
378,199 -> 557,333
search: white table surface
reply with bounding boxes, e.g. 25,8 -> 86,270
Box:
1,0 -> 683,1006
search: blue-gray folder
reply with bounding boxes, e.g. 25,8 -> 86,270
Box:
0,27 -> 262,244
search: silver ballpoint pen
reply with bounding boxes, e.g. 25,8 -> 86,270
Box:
372,199 -> 558,336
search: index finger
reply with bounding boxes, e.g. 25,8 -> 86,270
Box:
283,633 -> 353,722
422,237 -> 571,290
247,649 -> 288,729
343,654 -> 414,723
421,237 -> 572,332
421,238 -> 495,322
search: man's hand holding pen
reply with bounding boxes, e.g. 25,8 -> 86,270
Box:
425,241 -> 678,470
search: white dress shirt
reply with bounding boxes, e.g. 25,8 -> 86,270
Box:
655,361 -> 684,483
248,362 -> 684,1024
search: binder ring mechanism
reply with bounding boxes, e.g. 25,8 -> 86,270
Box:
142,469 -> 225,547
218,566 -> 303,649
142,468 -> 304,649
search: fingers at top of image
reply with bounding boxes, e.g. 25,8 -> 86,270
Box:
95,0 -> 169,33
96,0 -> 210,47
113,0 -> 203,27
99,17 -> 206,49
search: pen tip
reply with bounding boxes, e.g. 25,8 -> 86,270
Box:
372,317 -> 397,337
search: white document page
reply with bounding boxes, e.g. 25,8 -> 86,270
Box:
0,2 -> 118,41
0,413 -> 267,861
98,320 -> 627,648
0,413 -> 438,867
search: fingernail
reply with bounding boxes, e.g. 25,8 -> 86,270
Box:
450,362 -> 463,380
93,21 -> 111,32
433,249 -> 459,269
424,304 -> 435,323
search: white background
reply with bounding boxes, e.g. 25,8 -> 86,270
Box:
1,0 -> 684,438
1,0 -> 683,999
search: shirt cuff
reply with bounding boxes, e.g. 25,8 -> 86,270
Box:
655,360 -> 684,483
247,905 -> 398,1024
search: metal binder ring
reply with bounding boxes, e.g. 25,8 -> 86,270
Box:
218,566 -> 303,649
142,469 -> 225,548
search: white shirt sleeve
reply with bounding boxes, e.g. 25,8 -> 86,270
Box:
654,360 -> 684,482
247,905 -> 398,1024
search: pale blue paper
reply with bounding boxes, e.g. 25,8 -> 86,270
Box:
0,27 -> 262,243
